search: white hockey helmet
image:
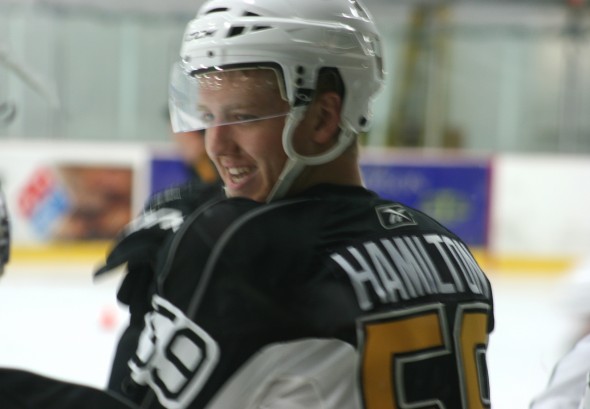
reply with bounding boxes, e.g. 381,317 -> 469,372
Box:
0,186 -> 10,276
169,0 -> 385,200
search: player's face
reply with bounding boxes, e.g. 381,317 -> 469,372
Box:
200,69 -> 291,202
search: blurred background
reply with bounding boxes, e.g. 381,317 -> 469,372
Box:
1,0 -> 590,407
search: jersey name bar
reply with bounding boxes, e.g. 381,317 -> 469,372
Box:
331,234 -> 490,311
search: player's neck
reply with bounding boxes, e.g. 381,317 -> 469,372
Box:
288,154 -> 363,197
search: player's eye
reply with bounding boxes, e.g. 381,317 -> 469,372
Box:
232,113 -> 258,124
197,111 -> 215,125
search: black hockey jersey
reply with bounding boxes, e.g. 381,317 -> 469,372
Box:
122,184 -> 494,409
94,178 -> 223,395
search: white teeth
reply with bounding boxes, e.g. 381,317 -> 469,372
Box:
228,167 -> 250,176
227,167 -> 252,183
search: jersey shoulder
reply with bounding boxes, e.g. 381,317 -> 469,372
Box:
157,197 -> 262,298
145,178 -> 223,214
95,180 -> 224,277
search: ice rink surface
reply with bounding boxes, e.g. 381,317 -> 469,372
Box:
0,259 -> 583,409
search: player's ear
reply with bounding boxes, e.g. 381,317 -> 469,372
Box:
311,92 -> 342,145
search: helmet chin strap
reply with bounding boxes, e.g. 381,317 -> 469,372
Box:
266,106 -> 307,202
265,106 -> 356,202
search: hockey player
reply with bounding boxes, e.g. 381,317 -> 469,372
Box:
0,186 -> 9,277
0,0 -> 494,407
100,0 -> 495,408
529,258 -> 590,409
0,188 -> 138,408
529,333 -> 590,408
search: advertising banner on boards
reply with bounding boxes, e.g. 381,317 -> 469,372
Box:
361,151 -> 492,248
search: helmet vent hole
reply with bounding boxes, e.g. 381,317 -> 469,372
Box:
359,117 -> 367,127
253,25 -> 272,32
205,7 -> 228,14
228,26 -> 245,37
244,11 -> 260,17
207,51 -> 215,57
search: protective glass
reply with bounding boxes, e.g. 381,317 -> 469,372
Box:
169,62 -> 292,133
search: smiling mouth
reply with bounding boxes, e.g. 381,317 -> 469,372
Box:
226,166 -> 255,184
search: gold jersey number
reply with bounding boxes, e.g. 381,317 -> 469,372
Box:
360,302 -> 491,409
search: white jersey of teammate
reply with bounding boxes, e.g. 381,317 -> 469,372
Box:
531,257 -> 590,409
530,334 -> 590,409
581,375 -> 590,409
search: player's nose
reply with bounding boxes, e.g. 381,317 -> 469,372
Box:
205,124 -> 239,156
